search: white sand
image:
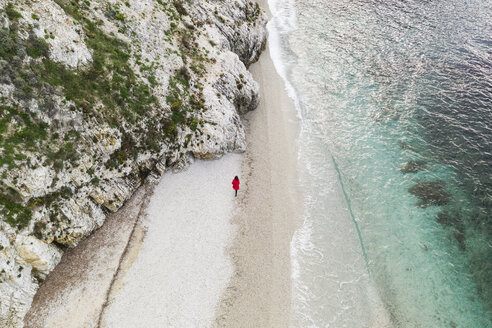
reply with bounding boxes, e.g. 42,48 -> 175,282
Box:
213,8 -> 301,325
100,154 -> 242,328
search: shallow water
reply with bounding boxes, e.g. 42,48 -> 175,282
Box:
267,0 -> 492,327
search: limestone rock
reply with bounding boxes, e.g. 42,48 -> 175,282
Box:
89,178 -> 135,212
0,0 -> 267,325
0,229 -> 38,327
0,83 -> 14,99
190,0 -> 267,65
21,0 -> 92,68
14,235 -> 62,279
7,166 -> 55,201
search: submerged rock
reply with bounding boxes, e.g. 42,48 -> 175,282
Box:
436,211 -> 454,227
408,181 -> 450,207
454,230 -> 466,251
400,161 -> 426,173
436,211 -> 466,250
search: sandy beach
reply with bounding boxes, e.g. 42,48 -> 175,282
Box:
100,154 -> 243,327
24,185 -> 152,328
25,1 -> 300,325
213,10 -> 300,328
26,155 -> 245,328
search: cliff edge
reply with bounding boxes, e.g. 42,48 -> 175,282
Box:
0,0 -> 266,326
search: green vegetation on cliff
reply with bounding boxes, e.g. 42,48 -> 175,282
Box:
0,0 -> 216,230
0,1 -> 166,228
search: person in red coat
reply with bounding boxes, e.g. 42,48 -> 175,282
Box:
232,176 -> 240,197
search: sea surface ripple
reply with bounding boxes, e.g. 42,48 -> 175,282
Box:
267,0 -> 492,327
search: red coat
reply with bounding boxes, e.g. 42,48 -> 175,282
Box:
232,179 -> 240,190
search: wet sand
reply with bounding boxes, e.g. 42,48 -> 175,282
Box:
213,13 -> 301,327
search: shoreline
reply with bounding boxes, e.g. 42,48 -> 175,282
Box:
213,3 -> 302,324
24,1 -> 301,325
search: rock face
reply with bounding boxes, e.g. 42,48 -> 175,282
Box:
0,0 -> 267,326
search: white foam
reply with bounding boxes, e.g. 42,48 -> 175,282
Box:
267,0 -> 297,34
266,0 -> 303,120
101,154 -> 242,328
266,2 -> 394,325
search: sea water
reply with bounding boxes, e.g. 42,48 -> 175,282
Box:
266,0 -> 492,327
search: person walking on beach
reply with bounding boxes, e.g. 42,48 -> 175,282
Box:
232,176 -> 240,197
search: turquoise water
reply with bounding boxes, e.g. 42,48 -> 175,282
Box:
267,0 -> 492,327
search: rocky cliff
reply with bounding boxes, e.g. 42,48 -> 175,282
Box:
0,0 -> 266,325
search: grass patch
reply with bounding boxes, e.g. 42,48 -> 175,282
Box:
0,106 -> 49,169
0,28 -> 18,59
5,3 -> 22,21
0,0 -> 216,231
26,35 -> 50,59
0,187 -> 32,229
35,17 -> 156,126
